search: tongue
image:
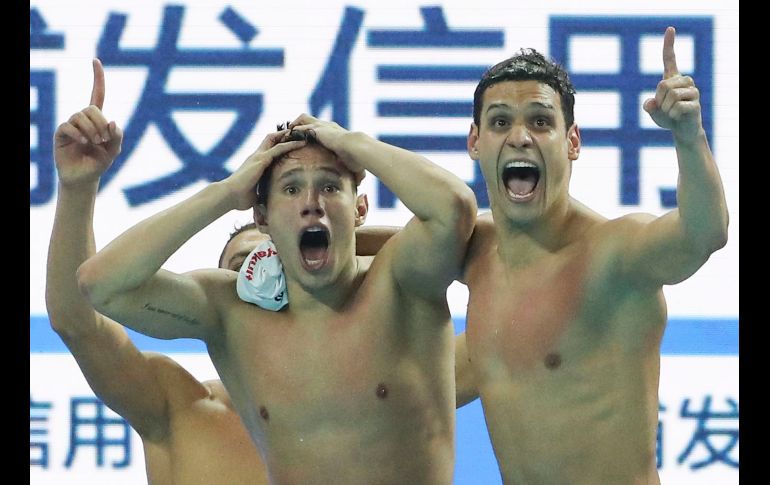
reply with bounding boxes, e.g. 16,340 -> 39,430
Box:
506,175 -> 537,196
301,246 -> 327,262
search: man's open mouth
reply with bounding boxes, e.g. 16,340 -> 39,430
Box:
299,226 -> 330,271
502,161 -> 541,200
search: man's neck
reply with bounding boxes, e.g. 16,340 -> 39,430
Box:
285,256 -> 363,316
491,197 -> 578,268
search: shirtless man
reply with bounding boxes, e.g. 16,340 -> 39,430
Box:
462,27 -> 728,483
75,68 -> 477,484
46,60 -> 269,484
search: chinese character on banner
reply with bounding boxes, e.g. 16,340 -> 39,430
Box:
677,395 -> 739,469
96,5 -> 284,206
64,397 -> 132,468
30,8 -> 65,207
549,17 -> 713,208
309,6 -> 364,130
30,395 -> 53,468
310,6 -> 504,209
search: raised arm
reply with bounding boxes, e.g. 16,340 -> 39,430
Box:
289,114 -> 477,300
76,106 -> 307,342
621,27 -> 728,285
45,59 -> 170,439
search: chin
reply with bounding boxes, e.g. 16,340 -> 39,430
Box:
297,266 -> 336,290
501,203 -> 541,226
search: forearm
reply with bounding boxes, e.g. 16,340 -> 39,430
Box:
340,132 -> 476,225
46,183 -> 101,335
674,131 -> 729,253
77,182 -> 235,304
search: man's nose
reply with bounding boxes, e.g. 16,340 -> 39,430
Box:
300,189 -> 325,218
506,123 -> 532,148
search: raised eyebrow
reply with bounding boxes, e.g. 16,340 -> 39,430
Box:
276,167 -> 305,183
318,167 -> 344,179
528,101 -> 556,111
485,101 -> 556,113
485,103 -> 511,114
277,167 -> 343,182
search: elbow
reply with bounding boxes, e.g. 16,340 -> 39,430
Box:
684,204 -> 729,257
716,209 -> 730,250
75,259 -> 111,308
704,209 -> 730,254
44,286 -> 88,341
711,226 -> 729,254
48,317 -> 77,342
688,222 -> 728,264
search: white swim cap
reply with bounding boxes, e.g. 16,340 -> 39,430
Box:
236,239 -> 288,311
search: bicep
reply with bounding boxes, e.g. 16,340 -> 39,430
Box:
619,212 -> 711,286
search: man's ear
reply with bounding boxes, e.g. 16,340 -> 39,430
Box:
467,123 -> 480,161
254,204 -> 269,233
567,123 -> 581,161
354,194 -> 368,227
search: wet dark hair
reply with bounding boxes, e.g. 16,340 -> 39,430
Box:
255,123 -> 318,206
473,48 -> 576,131
255,122 -> 357,208
217,222 -> 258,268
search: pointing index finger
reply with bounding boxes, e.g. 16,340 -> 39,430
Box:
89,58 -> 105,109
662,26 -> 679,79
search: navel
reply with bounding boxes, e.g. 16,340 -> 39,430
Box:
544,353 -> 562,370
376,383 -> 388,399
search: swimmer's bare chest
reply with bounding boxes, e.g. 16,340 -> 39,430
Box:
465,246 -> 606,373
219,282 -> 446,439
464,238 -> 665,410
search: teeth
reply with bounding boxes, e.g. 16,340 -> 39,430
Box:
306,227 -> 323,232
504,160 -> 538,170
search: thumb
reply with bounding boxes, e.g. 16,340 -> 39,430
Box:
105,121 -> 123,153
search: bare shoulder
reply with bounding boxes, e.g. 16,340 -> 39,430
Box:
584,212 -> 657,245
611,212 -> 657,227
186,267 -> 242,312
185,267 -> 239,294
143,351 -> 203,387
576,212 -> 666,288
143,351 -> 210,406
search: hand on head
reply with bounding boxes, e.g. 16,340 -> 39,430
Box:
288,113 -> 366,186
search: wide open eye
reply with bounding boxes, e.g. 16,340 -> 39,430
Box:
323,184 -> 340,193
